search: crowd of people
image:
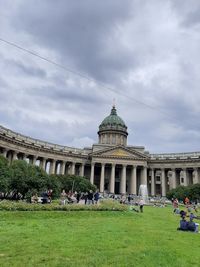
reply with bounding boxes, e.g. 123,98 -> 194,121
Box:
31,189 -> 53,204
31,189 -> 100,205
60,189 -> 100,205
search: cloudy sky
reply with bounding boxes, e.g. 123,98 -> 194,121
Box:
0,0 -> 200,153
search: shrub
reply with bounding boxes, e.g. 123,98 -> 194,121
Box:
0,200 -> 127,212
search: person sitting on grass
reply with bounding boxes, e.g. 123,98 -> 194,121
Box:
31,193 -> 38,203
187,214 -> 196,232
177,213 -> 188,231
173,198 -> 179,214
177,212 -> 199,232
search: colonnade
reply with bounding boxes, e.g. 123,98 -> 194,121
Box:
0,148 -> 86,176
90,162 -> 147,195
149,167 -> 200,196
1,148 -> 200,196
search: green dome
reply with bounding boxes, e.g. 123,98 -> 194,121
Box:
99,106 -> 127,129
98,106 -> 128,145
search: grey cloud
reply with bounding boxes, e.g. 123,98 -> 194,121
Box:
0,57 -> 47,78
12,0 -> 135,83
182,10 -> 200,27
13,60 -> 47,78
171,0 -> 200,27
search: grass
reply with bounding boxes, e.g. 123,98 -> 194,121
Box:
0,205 -> 199,267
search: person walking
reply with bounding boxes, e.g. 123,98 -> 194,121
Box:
139,199 -> 144,213
94,190 -> 100,204
88,190 -> 94,205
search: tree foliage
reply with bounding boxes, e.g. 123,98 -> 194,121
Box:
166,184 -> 200,202
9,160 -> 49,199
0,155 -> 10,193
55,174 -> 96,193
0,157 -> 96,200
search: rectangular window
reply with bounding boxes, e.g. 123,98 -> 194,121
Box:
156,176 -> 160,182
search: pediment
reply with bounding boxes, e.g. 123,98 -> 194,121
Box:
91,145 -> 148,159
103,148 -> 135,157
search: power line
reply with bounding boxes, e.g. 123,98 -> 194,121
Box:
0,37 -> 173,118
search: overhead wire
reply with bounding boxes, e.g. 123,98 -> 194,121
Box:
0,37 -> 174,119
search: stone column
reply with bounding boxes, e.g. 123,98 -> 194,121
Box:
41,158 -> 46,171
49,160 -> 56,175
64,163 -> 69,174
100,163 -> 105,193
120,164 -> 126,194
71,162 -> 76,175
161,168 -> 166,197
170,169 -> 176,189
90,163 -> 95,184
130,165 -> 137,194
80,163 -> 85,177
141,166 -> 147,185
60,161 -> 66,175
29,156 -> 33,164
151,168 -> 155,196
192,168 -> 199,184
12,151 -> 18,161
182,168 -> 188,186
2,149 -> 7,157
23,154 -> 27,161
32,156 -> 37,166
110,163 -> 115,194
7,152 -> 12,163
39,158 -> 43,168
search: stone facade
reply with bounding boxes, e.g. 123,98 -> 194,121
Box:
0,106 -> 200,196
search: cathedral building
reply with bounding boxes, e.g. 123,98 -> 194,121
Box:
0,105 -> 200,196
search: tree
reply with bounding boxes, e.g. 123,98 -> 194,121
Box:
46,175 -> 61,199
9,160 -> 48,199
0,155 -> 10,195
188,184 -> 200,201
166,184 -> 200,202
58,174 -> 96,193
0,158 -> 97,201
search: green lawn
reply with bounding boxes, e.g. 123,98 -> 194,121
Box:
0,206 -> 199,267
